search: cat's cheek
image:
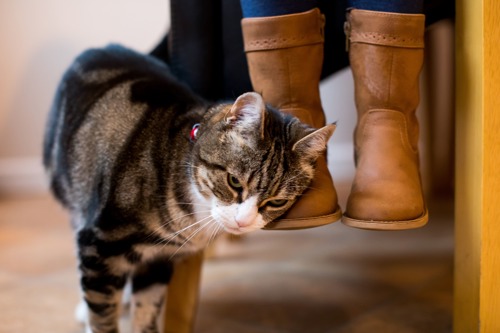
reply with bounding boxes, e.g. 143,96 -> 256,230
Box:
263,207 -> 289,222
209,205 -> 233,232
191,182 -> 211,201
196,183 -> 212,199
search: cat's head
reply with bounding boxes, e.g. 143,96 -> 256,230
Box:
191,92 -> 335,235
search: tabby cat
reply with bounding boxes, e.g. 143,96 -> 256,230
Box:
43,44 -> 335,333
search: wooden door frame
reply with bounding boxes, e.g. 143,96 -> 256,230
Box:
454,0 -> 500,332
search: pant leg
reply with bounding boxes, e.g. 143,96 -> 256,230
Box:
347,0 -> 424,14
240,0 -> 318,18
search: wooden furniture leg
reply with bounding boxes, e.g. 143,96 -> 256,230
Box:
163,251 -> 204,333
455,0 -> 500,331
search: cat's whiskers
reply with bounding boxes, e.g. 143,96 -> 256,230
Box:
161,209 -> 212,227
174,202 -> 212,208
196,216 -> 220,250
160,214 -> 215,247
145,209 -> 212,244
168,217 -> 217,259
180,162 -> 205,171
207,220 -> 224,247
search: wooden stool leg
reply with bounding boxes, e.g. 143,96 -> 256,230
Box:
163,251 -> 204,333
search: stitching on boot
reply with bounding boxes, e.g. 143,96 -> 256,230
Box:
246,35 -> 323,51
350,32 -> 423,48
352,10 -> 425,25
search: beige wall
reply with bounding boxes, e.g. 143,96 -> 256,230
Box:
0,0 -> 168,194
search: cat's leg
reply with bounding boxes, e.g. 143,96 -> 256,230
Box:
75,298 -> 89,325
77,230 -> 129,333
131,258 -> 174,333
78,262 -> 127,333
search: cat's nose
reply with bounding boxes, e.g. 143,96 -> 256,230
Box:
235,207 -> 258,228
233,196 -> 259,228
235,213 -> 256,228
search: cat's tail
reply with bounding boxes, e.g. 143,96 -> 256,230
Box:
43,82 -> 64,172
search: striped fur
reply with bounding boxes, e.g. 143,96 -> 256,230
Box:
43,45 -> 334,333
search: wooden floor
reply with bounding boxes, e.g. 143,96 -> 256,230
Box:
0,168 -> 454,333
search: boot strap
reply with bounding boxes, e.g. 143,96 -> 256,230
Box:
242,8 -> 325,52
347,9 -> 424,49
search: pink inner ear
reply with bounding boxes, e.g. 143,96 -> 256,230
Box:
229,93 -> 263,117
228,93 -> 266,131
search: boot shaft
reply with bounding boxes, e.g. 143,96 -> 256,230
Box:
241,9 -> 326,127
346,9 -> 425,117
346,9 -> 425,151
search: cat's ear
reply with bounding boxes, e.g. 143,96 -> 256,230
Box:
226,92 -> 266,137
292,123 -> 337,159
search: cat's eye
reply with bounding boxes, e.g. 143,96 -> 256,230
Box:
228,174 -> 243,190
267,199 -> 288,207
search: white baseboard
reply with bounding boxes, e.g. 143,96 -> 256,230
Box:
0,157 -> 49,196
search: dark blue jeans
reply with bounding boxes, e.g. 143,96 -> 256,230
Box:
240,0 -> 423,18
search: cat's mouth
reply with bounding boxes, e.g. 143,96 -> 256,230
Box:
223,225 -> 247,235
213,214 -> 266,235
222,223 -> 264,235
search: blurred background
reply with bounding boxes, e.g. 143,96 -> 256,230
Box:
0,0 -> 169,195
0,0 -> 365,198
0,1 -> 455,332
0,1 -> 454,198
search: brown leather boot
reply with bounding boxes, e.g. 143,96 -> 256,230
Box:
342,9 -> 428,230
241,8 -> 342,230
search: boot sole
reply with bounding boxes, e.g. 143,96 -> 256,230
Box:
341,209 -> 429,231
263,206 -> 342,231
